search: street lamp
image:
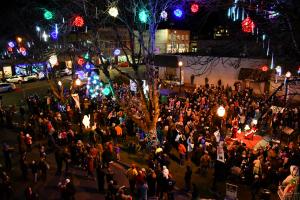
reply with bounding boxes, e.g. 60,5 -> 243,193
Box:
58,81 -> 62,86
285,71 -> 291,78
217,105 -> 226,130
108,6 -> 118,17
178,61 -> 183,94
16,37 -> 22,43
217,106 -> 226,117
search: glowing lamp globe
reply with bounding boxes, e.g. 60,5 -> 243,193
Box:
160,11 -> 168,20
113,48 -> 121,56
73,16 -> 84,27
139,10 -> 148,23
58,81 -> 62,86
178,61 -> 183,67
191,3 -> 199,13
44,10 -> 53,20
241,17 -> 255,33
8,41 -> 15,48
49,55 -> 58,66
108,7 -> 118,17
261,65 -> 269,72
217,106 -> 225,117
173,8 -> 183,18
77,58 -> 85,66
285,71 -> 291,78
16,37 -> 22,43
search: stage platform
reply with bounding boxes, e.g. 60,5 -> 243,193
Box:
225,132 -> 270,150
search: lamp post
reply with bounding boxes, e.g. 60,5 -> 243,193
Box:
217,106 -> 226,130
284,71 -> 291,104
178,61 -> 183,94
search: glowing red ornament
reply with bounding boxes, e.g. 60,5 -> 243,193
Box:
261,65 -> 269,72
73,16 -> 84,27
241,16 -> 255,33
19,47 -> 26,53
191,3 -> 199,13
77,57 -> 85,66
7,47 -> 13,52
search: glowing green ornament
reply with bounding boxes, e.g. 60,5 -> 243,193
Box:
139,9 -> 148,23
102,87 -> 110,96
44,10 -> 53,20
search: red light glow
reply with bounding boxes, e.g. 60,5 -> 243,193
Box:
73,16 -> 84,27
191,3 -> 199,13
242,17 -> 255,33
77,57 -> 85,66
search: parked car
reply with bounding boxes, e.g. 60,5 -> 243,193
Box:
6,74 -> 38,83
0,82 -> 16,93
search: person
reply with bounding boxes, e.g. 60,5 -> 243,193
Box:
146,168 -> 157,197
25,134 -> 33,152
200,151 -> 211,176
126,164 -> 138,194
20,153 -> 28,180
38,157 -> 50,181
251,175 -> 261,200
31,160 -> 39,183
178,142 -> 186,166
65,178 -> 76,200
2,143 -> 13,171
96,164 -> 105,192
184,166 -> 192,191
114,144 -> 121,161
24,186 -> 38,200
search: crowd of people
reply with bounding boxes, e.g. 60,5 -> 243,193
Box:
0,82 -> 299,200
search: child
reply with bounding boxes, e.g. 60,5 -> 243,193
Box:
114,144 -> 121,161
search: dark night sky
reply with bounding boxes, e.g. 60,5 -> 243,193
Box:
0,0 -> 228,41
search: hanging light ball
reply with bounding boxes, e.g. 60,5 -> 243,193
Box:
261,65 -> 269,72
73,16 -> 84,27
139,9 -> 148,23
44,10 -> 54,20
102,87 -> 111,96
160,10 -> 168,20
7,47 -> 13,52
241,16 -> 255,33
19,47 -> 26,53
113,48 -> 121,56
190,3 -> 199,13
8,41 -> 15,48
108,7 -> 118,17
173,8 -> 183,18
77,57 -> 85,66
50,31 -> 58,40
